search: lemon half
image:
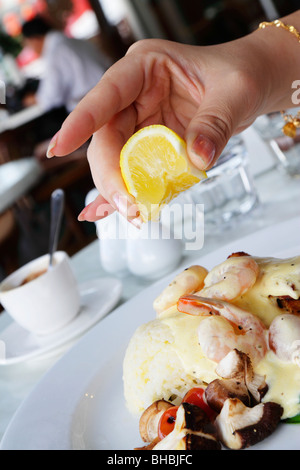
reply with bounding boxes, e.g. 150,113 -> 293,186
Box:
120,125 -> 206,221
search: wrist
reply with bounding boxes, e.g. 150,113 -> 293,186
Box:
243,11 -> 300,114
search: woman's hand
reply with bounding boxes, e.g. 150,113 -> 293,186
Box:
46,13 -> 300,223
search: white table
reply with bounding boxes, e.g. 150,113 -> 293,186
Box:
0,126 -> 299,445
0,157 -> 44,214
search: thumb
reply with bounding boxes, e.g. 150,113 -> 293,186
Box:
186,98 -> 235,171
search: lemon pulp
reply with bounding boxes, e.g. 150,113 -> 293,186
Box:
120,125 -> 206,221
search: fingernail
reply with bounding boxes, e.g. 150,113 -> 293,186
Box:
112,193 -> 128,215
95,204 -> 113,219
77,205 -> 89,221
112,193 -> 139,219
191,135 -> 216,168
130,215 -> 143,229
78,202 -> 97,221
46,131 -> 60,158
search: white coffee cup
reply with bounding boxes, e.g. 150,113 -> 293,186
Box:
0,251 -> 80,335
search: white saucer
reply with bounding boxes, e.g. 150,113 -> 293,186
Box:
0,277 -> 122,366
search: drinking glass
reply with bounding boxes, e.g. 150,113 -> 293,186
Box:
188,135 -> 259,231
254,110 -> 300,178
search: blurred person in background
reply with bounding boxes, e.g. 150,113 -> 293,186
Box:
21,15 -> 111,114
20,15 -> 111,163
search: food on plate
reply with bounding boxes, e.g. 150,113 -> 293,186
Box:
204,349 -> 268,412
198,253 -> 260,301
122,252 -> 300,449
215,398 -> 283,450
153,265 -> 208,314
177,296 -> 268,365
135,350 -> 283,450
143,402 -> 221,450
120,125 -> 206,222
268,313 -> 300,363
138,399 -> 173,444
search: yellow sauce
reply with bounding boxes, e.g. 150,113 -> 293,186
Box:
233,256 -> 300,327
256,351 -> 300,419
161,307 -> 219,385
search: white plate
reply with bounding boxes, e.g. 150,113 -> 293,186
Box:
1,217 -> 300,450
0,278 -> 122,366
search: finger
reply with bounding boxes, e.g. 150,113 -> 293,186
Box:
78,194 -> 114,222
48,55 -> 145,157
80,106 -> 142,225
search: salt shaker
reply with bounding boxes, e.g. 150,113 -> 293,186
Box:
126,220 -> 183,280
85,189 -> 128,277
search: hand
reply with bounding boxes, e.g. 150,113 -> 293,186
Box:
45,18 -> 300,223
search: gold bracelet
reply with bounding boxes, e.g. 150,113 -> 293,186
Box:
258,19 -> 300,43
259,20 -> 300,137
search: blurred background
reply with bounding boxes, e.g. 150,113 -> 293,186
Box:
0,0 -> 298,282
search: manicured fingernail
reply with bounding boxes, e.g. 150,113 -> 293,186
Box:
77,205 -> 89,221
78,202 -> 98,221
191,135 -> 216,168
130,215 -> 143,229
95,204 -> 113,219
46,131 -> 60,158
112,193 -> 139,219
112,193 -> 127,215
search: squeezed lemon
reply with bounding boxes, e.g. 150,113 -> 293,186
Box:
120,125 -> 206,221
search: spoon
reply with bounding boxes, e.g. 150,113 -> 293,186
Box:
48,188 -> 65,269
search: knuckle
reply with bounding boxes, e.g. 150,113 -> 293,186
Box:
126,38 -> 163,56
126,39 -> 151,55
203,111 -> 233,145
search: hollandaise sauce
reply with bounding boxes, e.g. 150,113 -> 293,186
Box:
160,305 -> 300,420
255,351 -> 300,419
233,256 -> 300,327
161,309 -> 219,385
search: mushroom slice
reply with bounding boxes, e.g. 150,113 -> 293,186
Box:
205,349 -> 267,412
215,398 -> 283,450
215,349 -> 249,379
205,377 -> 250,413
135,437 -> 160,450
153,403 -> 221,450
139,400 -> 174,443
246,368 -> 268,404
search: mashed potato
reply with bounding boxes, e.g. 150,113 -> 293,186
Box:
123,309 -> 217,415
123,317 -> 195,415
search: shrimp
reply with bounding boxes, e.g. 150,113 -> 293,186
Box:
177,295 -> 268,364
197,254 -> 259,301
153,265 -> 208,314
269,314 -> 300,366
